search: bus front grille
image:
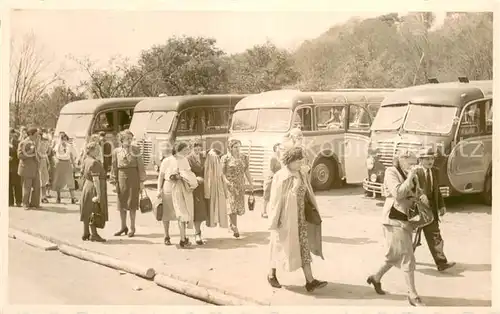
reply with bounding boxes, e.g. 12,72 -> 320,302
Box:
376,140 -> 422,167
240,145 -> 272,188
138,139 -> 153,165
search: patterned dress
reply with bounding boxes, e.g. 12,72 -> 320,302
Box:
221,153 -> 249,216
296,177 -> 312,266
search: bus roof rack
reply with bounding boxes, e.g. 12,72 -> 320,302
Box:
428,78 -> 439,84
458,76 -> 469,83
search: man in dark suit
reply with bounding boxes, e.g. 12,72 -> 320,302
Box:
17,127 -> 41,210
9,128 -> 22,206
413,147 -> 455,272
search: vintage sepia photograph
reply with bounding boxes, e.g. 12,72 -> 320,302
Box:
6,7 -> 493,307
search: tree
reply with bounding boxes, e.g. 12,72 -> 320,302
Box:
228,42 -> 300,93
137,36 -> 229,96
37,85 -> 86,127
71,55 -> 147,98
10,32 -> 61,127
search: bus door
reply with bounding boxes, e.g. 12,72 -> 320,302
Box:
201,106 -> 232,153
448,97 -> 492,194
175,107 -> 203,148
308,103 -> 345,190
292,105 -> 315,160
343,103 -> 374,184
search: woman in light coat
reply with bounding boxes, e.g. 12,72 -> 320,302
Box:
157,146 -> 178,246
267,146 -> 326,293
366,149 -> 425,306
204,148 -> 228,229
164,141 -> 199,248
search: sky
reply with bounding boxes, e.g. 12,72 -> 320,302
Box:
10,9 -> 447,89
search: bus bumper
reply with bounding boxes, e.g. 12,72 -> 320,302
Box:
363,179 -> 383,195
439,186 -> 450,198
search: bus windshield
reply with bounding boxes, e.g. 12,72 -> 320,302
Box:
129,111 -> 176,137
370,104 -> 408,131
403,105 -> 457,134
231,108 -> 292,132
55,114 -> 93,138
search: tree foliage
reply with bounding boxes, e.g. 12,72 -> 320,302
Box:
12,12 -> 493,128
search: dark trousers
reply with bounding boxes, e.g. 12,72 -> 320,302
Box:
9,172 -> 22,206
413,218 -> 448,266
21,173 -> 41,208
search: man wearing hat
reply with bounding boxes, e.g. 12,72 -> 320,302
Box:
9,128 -> 22,207
17,127 -> 42,210
413,146 -> 455,272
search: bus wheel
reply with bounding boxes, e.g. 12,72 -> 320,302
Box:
481,171 -> 492,206
311,158 -> 336,191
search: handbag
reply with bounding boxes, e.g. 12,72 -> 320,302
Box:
139,189 -> 153,213
247,192 -> 255,211
153,195 -> 163,221
407,192 -> 434,229
90,201 -> 106,229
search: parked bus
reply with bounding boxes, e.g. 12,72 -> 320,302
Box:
55,97 -> 145,169
362,78 -> 492,205
229,89 -> 395,190
129,94 -> 247,180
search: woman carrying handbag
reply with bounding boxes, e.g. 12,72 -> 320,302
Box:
79,142 -> 108,242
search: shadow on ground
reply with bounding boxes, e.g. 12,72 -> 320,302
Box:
284,281 -> 491,306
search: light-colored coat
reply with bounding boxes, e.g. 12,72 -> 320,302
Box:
268,166 -> 324,272
382,166 -> 422,231
167,156 -> 198,228
204,150 -> 229,228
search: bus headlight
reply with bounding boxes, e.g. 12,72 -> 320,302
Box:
366,156 -> 375,170
154,164 -> 160,172
370,173 -> 378,182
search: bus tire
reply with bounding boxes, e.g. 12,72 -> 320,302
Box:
481,170 -> 492,206
311,157 -> 336,191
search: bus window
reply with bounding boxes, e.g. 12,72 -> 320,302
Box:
348,105 -> 371,131
117,109 -> 133,131
485,100 -> 493,134
458,102 -> 482,138
177,109 -> 200,135
293,107 -> 312,131
93,112 -> 114,133
203,107 -> 230,133
315,105 -> 345,131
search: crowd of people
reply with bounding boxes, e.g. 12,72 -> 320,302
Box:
9,125 -> 456,303
9,126 -> 79,209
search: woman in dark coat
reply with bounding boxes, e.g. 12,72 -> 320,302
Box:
111,130 -> 146,238
187,141 -> 208,245
80,142 -> 108,242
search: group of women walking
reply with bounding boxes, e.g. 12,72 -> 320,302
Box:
157,138 -> 254,246
79,129 -> 256,248
76,126 -> 433,302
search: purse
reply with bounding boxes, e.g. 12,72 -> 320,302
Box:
408,192 -> 434,229
247,192 -> 255,211
90,201 -> 106,229
153,195 -> 163,221
139,189 -> 153,213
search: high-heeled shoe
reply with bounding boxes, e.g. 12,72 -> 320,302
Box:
82,234 -> 90,241
195,233 -> 203,245
179,238 -> 191,248
367,275 -> 386,295
128,229 -> 135,238
408,296 -> 425,306
164,236 -> 171,245
114,227 -> 129,236
305,279 -> 327,292
267,275 -> 282,288
90,234 -> 106,242
230,225 -> 240,238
